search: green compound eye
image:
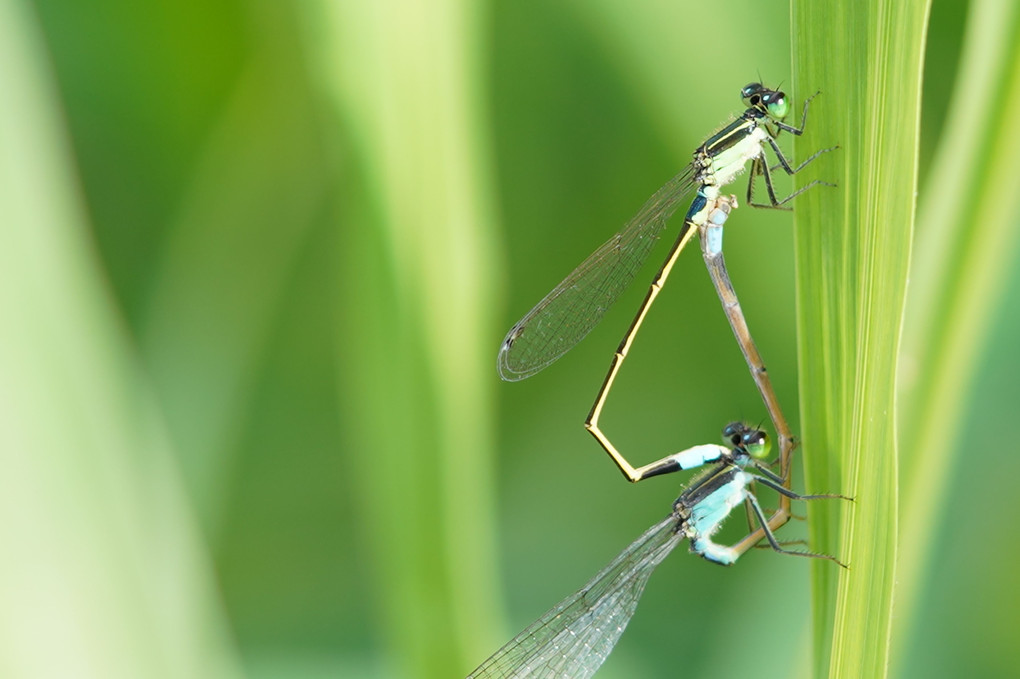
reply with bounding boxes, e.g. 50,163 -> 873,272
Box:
721,422 -> 772,459
767,95 -> 789,119
744,431 -> 772,459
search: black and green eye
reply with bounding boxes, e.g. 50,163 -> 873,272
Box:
764,92 -> 789,119
744,430 -> 772,459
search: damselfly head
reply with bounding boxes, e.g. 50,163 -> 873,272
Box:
741,83 -> 789,120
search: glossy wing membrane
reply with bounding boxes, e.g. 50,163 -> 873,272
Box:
497,164 -> 699,380
467,513 -> 684,678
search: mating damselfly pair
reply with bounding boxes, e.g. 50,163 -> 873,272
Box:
468,83 -> 848,678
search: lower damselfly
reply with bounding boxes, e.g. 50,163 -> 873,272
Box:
497,84 -> 836,526
466,423 -> 848,679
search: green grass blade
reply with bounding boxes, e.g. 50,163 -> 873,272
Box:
0,3 -> 240,676
895,2 -> 1020,672
301,1 -> 503,676
792,1 -> 929,676
140,55 -> 327,533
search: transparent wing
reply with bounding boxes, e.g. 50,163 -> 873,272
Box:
497,164 -> 700,380
467,513 -> 684,679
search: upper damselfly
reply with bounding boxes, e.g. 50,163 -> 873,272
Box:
465,422 -> 848,679
497,84 -> 836,508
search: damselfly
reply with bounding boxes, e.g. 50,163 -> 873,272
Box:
498,84 -> 835,505
466,423 -> 847,679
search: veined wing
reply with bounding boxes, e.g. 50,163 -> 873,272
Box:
497,164 -> 699,381
466,512 -> 684,679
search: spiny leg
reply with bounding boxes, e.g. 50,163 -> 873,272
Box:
747,141 -> 837,209
774,90 -> 821,136
753,473 -> 854,503
754,538 -> 809,550
743,482 -> 757,534
746,494 -> 808,548
740,499 -> 806,546
745,490 -> 848,567
768,139 -> 841,175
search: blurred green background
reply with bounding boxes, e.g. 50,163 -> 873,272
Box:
2,0 -> 1018,678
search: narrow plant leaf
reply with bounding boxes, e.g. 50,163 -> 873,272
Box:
792,1 -> 929,676
302,1 -> 503,676
895,2 -> 1020,672
0,3 -> 239,677
140,57 -> 327,533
